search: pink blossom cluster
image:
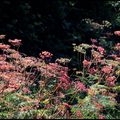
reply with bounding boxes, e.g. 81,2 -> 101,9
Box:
39,51 -> 53,59
0,43 -> 10,50
8,39 -> 22,46
83,59 -> 91,68
114,31 -> 120,36
106,76 -> 116,86
101,66 -> 112,74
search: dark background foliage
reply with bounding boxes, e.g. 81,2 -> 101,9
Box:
0,0 -> 120,57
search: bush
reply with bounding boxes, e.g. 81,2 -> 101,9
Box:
0,34 -> 120,119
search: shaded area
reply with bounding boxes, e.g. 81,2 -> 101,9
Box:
0,0 -> 119,57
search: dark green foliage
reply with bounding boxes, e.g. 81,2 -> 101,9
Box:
0,0 -> 119,56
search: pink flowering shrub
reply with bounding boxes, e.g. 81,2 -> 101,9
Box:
0,34 -> 119,119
